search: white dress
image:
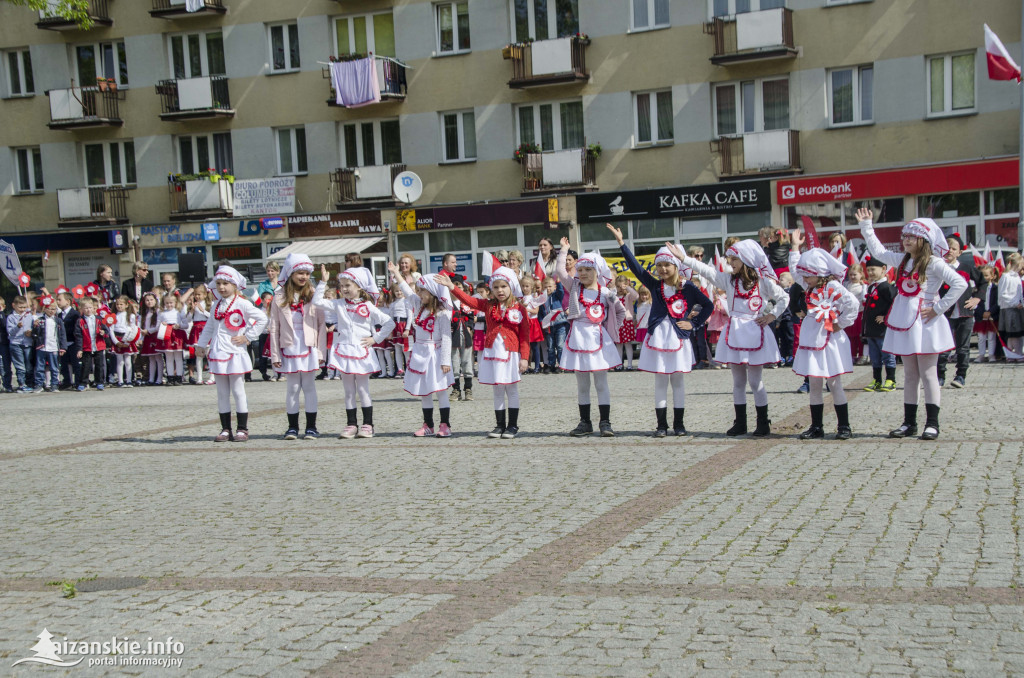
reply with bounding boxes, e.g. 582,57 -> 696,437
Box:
313,283 -> 394,375
638,283 -> 696,375
683,256 -> 788,366
861,220 -> 966,355
398,280 -> 454,396
475,304 -> 527,386
196,295 -> 268,376
560,288 -> 623,372
792,280 -> 860,378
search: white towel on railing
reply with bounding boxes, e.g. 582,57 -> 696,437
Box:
185,0 -> 204,11
355,165 -> 393,199
330,58 -> 381,108
526,154 -> 543,171
543,149 -> 584,185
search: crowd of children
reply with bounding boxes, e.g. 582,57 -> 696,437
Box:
3,218 -> 1022,443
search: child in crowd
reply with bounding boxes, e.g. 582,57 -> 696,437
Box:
775,271 -> 796,367
450,280 -> 476,397
0,297 -> 10,393
6,295 -> 34,392
56,292 -> 80,389
110,295 -> 139,387
322,286 -> 341,379
707,287 -> 729,361
974,264 -> 1000,362
32,295 -> 68,392
388,282 -> 409,378
521,276 -> 547,374
372,287 -> 396,379
843,263 -> 867,365
158,292 -> 188,386
998,252 -> 1024,361
139,292 -> 163,385
75,297 -> 108,391
257,291 -> 276,381
541,276 -> 566,374
613,274 -> 639,371
182,284 -> 212,384
861,257 -> 897,391
634,285 -> 652,346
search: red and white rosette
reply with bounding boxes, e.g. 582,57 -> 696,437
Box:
421,316 -> 435,333
747,296 -> 763,312
507,308 -> 523,324
40,294 -> 54,308
54,285 -> 69,295
224,309 -> 246,332
808,286 -> 841,332
72,285 -> 86,299
85,282 -> 99,297
585,303 -> 605,324
668,297 -> 687,319
355,304 -> 370,318
897,274 -> 921,297
103,313 -> 117,327
18,272 -> 30,287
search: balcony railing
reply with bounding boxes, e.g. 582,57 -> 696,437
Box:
150,0 -> 227,18
156,76 -> 233,120
324,56 -> 407,107
37,0 -> 111,30
330,164 -> 406,206
712,129 -> 801,177
169,178 -> 233,217
705,8 -> 797,64
506,36 -> 589,88
521,149 -> 596,194
57,187 -> 128,225
47,86 -> 124,129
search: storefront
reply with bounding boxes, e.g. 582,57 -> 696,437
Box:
1,230 -> 126,303
278,210 -> 388,282
775,157 -> 1020,250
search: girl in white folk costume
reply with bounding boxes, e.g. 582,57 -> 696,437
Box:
556,237 -> 625,437
268,254 -> 327,440
139,292 -> 163,385
788,245 -> 862,440
195,266 -> 269,442
156,292 -> 188,385
858,208 -> 967,440
313,264 -> 395,439
437,266 -> 531,439
610,225 -> 713,437
671,240 -> 788,437
182,284 -> 213,385
388,261 -> 455,437
110,295 -> 140,387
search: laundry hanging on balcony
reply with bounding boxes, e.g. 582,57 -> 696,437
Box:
330,57 -> 381,108
185,0 -> 205,11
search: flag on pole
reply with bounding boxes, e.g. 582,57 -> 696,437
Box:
982,240 -> 993,264
480,250 -> 502,277
994,250 -> 1006,273
844,242 -> 858,270
533,259 -> 546,281
799,215 -> 820,249
43,250 -> 50,263
969,244 -> 986,267
714,245 -> 726,272
984,24 -> 1022,82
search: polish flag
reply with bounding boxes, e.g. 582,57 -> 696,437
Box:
844,242 -> 858,269
481,250 -> 502,277
994,250 -> 1006,274
829,243 -> 843,259
982,241 -> 993,264
533,259 -> 546,281
985,24 -> 1022,82
969,244 -> 987,267
714,245 -> 726,272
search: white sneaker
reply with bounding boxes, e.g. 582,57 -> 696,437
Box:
339,425 -> 358,439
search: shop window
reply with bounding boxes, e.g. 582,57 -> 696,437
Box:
632,218 -> 674,241
679,216 -> 724,239
335,12 -> 396,58
268,22 -> 300,73
342,119 -> 402,167
143,248 -> 180,266
428,230 -> 471,252
397,233 -> 424,252
169,31 -> 225,79
783,204 -> 840,233
714,77 -> 789,137
632,0 -> 669,30
517,100 -> 584,151
477,227 -> 518,250
522,223 -> 568,253
918,192 -> 980,218
727,210 -> 772,234
828,65 -> 873,127
986,189 -> 1018,215
927,51 -> 975,117
441,110 -> 476,162
4,49 -> 34,97
511,0 -> 578,43
841,198 -> 903,226
633,90 -> 673,146
76,40 -> 128,88
436,2 -> 470,54
14,146 -> 43,193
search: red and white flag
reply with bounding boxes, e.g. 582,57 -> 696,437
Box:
985,24 -> 1022,82
983,241 -> 993,264
533,259 -> 546,281
994,250 -> 1006,273
43,250 -> 50,262
480,250 -> 502,277
714,245 -> 726,272
969,244 -> 986,267
799,215 -> 820,249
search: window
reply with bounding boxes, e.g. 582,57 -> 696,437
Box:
828,65 -> 872,126
4,49 -> 34,96
335,12 -> 396,58
441,110 -> 476,162
711,0 -> 784,18
169,31 -> 225,79
268,22 -> 300,72
14,147 -> 43,193
276,126 -> 308,175
75,40 -> 128,87
713,77 -> 789,136
177,132 -> 233,175
511,0 -> 579,42
516,100 -> 584,151
634,90 -> 673,146
84,141 -> 136,186
631,0 -> 669,30
342,119 -> 402,167
928,51 -> 975,116
436,2 -> 470,54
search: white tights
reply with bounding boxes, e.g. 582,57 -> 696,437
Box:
654,373 -> 686,408
902,354 -> 940,405
977,332 -> 997,359
164,351 -> 183,377
421,390 -> 451,409
215,373 -> 248,414
148,354 -> 164,383
809,376 -> 847,406
285,371 -> 318,414
576,371 -> 610,406
341,373 -> 371,409
731,364 -> 768,406
617,343 -> 634,368
115,354 -> 133,384
492,383 -> 520,411
394,347 -> 406,372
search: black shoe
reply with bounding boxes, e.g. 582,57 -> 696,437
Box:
570,420 -> 593,436
752,405 -> 771,437
542,366 -> 551,374
244,374 -> 252,382
283,428 -> 298,440
261,371 -> 271,382
652,428 -> 668,438
888,424 -> 918,438
488,426 -> 505,439
304,428 -> 319,440
798,425 -> 824,440
674,425 -> 688,437
835,426 -> 853,440
501,426 -> 519,439
919,425 -> 939,441
726,404 -> 746,436
598,420 -> 614,437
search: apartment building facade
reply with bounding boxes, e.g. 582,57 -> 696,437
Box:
0,0 -> 1020,294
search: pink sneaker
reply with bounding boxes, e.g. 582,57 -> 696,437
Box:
339,425 -> 357,439
413,423 -> 434,437
435,423 -> 452,438
356,424 -> 374,438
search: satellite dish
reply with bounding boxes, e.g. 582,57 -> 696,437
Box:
393,171 -> 423,204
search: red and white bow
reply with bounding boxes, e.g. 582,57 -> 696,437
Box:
807,286 -> 842,332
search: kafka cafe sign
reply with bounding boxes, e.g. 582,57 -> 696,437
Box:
575,180 -> 771,222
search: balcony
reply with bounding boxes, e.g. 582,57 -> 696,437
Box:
47,85 -> 124,130
57,187 -> 128,226
712,129 -> 801,178
521,149 -> 596,195
330,164 -> 406,207
37,0 -> 111,30
150,0 -> 227,19
169,178 -> 233,218
705,8 -> 797,65
324,56 -> 407,107
156,76 -> 233,120
505,36 -> 589,89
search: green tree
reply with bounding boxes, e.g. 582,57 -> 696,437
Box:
4,0 -> 93,28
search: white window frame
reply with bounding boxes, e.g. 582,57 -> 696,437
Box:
267,22 -> 300,73
827,64 -> 873,128
710,0 -> 785,19
167,30 -> 225,79
633,89 -> 674,147
340,119 -> 402,167
435,2 -> 470,55
14,147 -> 43,193
74,40 -> 128,87
630,0 -> 669,31
515,99 -> 584,151
440,110 -> 476,163
712,76 -> 789,138
926,50 -> 977,118
176,132 -> 232,175
509,0 -> 579,42
4,49 -> 34,97
275,126 -> 308,176
83,140 -> 135,187
333,11 -> 395,57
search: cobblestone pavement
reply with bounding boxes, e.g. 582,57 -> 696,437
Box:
1,363 -> 1022,676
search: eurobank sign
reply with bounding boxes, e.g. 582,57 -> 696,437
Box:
776,158 -> 1018,206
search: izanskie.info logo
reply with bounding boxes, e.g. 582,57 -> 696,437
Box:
12,629 -> 185,670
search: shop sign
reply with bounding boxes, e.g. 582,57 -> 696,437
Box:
233,177 -> 296,217
213,244 -> 261,260
576,180 -> 770,222
396,200 -> 549,232
139,224 -> 205,244
286,212 -> 382,238
201,223 -> 221,241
